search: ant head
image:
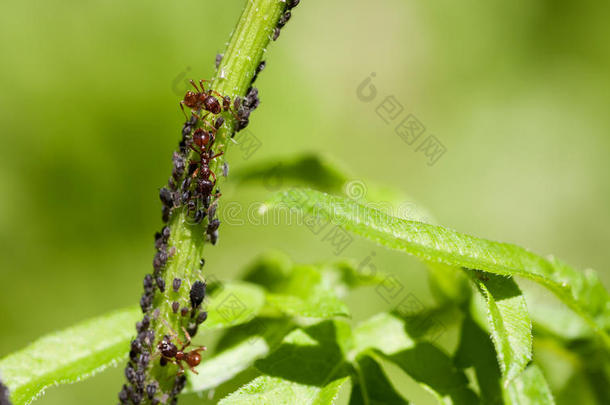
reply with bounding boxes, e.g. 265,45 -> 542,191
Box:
157,337 -> 178,358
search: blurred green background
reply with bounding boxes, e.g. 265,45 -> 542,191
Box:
1,0 -> 609,403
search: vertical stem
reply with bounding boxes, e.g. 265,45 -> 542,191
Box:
120,1 -> 293,404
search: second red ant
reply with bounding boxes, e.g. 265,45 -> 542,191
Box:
157,321 -> 206,375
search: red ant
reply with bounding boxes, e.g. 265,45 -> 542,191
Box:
183,127 -> 223,220
157,322 -> 206,375
180,79 -> 233,119
188,128 -> 223,183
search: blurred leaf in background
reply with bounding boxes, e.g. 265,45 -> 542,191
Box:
1,0 -> 609,404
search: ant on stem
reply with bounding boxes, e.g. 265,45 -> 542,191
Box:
157,320 -> 206,375
180,79 -> 236,120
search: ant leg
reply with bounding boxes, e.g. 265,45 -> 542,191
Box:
189,79 -> 201,92
189,365 -> 199,375
209,90 -> 225,99
199,79 -> 209,92
181,326 -> 192,347
180,102 -> 189,120
228,108 -> 240,122
201,119 -> 217,135
210,151 -> 224,160
161,319 -> 185,347
175,360 -> 185,376
191,110 -> 203,122
188,143 -> 201,154
207,198 -> 218,212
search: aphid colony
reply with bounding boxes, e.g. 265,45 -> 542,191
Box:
158,61 -> 264,245
121,2 -> 301,401
120,224 -> 209,405
272,0 -> 299,41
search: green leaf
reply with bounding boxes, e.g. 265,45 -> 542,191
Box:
253,320 -> 352,384
186,335 -> 270,393
350,353 -> 409,405
187,317 -> 295,393
235,153 -> 435,224
427,262 -> 471,305
206,281 -> 267,329
349,313 -> 477,404
220,320 -> 352,405
455,315 -> 503,405
232,153 -> 349,194
242,251 -> 294,291
0,307 -> 140,405
264,189 -> 610,347
266,292 -> 349,318
522,281 -> 592,340
321,260 -> 389,293
0,282 -> 265,405
219,375 -> 350,405
384,345 -> 479,405
503,364 -> 555,405
242,251 -> 386,295
243,255 -> 350,318
465,270 -> 532,385
350,313 -> 415,359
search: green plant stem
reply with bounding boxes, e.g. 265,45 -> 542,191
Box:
144,0 -> 288,400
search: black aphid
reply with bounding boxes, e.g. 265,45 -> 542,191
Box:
118,385 -> 129,403
278,12 -> 291,28
143,274 -> 154,292
125,363 -> 136,384
135,370 -> 146,386
208,229 -> 219,245
196,311 -> 208,324
162,206 -> 171,222
193,209 -> 206,224
186,323 -> 198,337
161,226 -> 171,241
131,391 -> 142,405
136,315 -> 150,333
146,382 -> 158,400
156,277 -> 166,292
251,60 -> 266,84
140,293 -> 153,313
171,375 -> 187,396
190,280 -> 206,309
153,251 -> 168,270
172,278 -> 182,292
207,218 -> 220,234
214,116 -> 225,130
131,339 -> 142,354
138,352 -> 150,368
